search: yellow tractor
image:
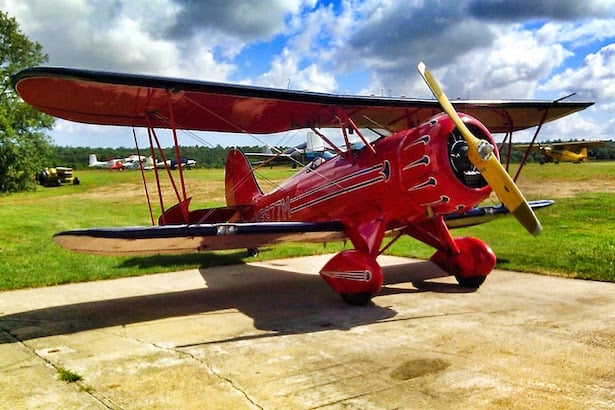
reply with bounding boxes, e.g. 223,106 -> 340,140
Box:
36,167 -> 80,187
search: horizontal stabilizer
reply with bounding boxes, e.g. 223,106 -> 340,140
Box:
54,221 -> 346,256
444,200 -> 554,229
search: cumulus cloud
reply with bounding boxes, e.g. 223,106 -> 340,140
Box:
467,0 -> 615,21
341,2 -> 493,72
255,47 -> 337,92
540,43 -> 615,101
164,0 -> 307,41
2,0 -> 614,144
441,24 -> 573,99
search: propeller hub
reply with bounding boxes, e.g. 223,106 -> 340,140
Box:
478,140 -> 494,160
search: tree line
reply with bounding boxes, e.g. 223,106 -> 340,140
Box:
47,139 -> 615,170
50,145 -> 265,169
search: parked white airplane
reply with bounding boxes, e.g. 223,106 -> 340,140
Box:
88,154 -> 155,170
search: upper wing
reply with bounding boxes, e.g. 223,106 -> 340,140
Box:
13,67 -> 592,134
548,141 -> 605,150
513,144 -> 541,152
515,140 -> 605,151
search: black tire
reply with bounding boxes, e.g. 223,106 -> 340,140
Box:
455,274 -> 486,289
341,292 -> 373,306
246,248 -> 259,257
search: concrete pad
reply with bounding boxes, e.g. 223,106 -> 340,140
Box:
0,254 -> 613,409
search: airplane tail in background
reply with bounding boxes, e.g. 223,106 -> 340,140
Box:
142,156 -> 155,169
579,147 -> 588,161
88,154 -> 97,167
306,131 -> 325,153
225,148 -> 263,206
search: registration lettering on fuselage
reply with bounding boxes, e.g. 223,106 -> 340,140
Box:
256,196 -> 291,221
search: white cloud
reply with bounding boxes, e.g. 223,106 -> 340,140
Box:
256,48 -> 337,92
443,24 -> 573,99
3,0 -> 614,145
540,43 -> 615,100
538,19 -> 615,49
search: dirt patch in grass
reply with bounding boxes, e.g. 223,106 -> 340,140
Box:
517,178 -> 615,199
72,180 -> 228,205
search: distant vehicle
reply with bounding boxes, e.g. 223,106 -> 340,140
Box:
514,141 -> 605,164
36,167 -> 80,187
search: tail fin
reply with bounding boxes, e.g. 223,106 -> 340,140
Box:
143,156 -> 155,169
306,131 -> 325,153
225,148 -> 263,206
579,147 -> 588,161
89,154 -> 97,167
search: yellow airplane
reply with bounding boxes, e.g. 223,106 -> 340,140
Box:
515,141 -> 605,164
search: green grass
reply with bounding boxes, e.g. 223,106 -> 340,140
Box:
388,192 -> 615,281
57,367 -> 83,383
0,163 -> 613,291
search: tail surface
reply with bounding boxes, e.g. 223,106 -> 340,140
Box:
143,156 -> 155,169
225,148 -> 263,206
579,147 -> 588,161
88,154 -> 97,167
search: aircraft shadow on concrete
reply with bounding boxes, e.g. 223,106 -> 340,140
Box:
0,259 -> 475,345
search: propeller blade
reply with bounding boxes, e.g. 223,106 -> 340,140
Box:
416,62 -> 541,236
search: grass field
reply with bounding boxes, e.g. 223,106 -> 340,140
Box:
0,162 -> 613,291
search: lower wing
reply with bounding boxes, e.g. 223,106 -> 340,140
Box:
54,200 -> 553,256
445,200 -> 554,229
54,221 -> 346,256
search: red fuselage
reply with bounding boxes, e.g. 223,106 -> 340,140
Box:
250,113 -> 495,235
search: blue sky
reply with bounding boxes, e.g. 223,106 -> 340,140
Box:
3,0 -> 615,148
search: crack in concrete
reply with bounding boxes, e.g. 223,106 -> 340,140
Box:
113,330 -> 264,409
1,328 -> 123,409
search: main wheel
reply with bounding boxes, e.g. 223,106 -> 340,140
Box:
454,274 -> 486,289
341,292 -> 373,306
431,237 -> 495,290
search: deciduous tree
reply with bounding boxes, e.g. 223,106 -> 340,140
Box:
0,11 -> 53,192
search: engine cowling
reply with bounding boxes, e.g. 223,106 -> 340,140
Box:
398,112 -> 497,218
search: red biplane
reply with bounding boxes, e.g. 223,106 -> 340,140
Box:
13,63 -> 592,305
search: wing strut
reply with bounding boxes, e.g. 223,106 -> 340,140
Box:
144,116 -> 190,225
133,128 -> 155,225
311,128 -> 345,157
167,90 -> 188,202
513,109 -> 549,181
146,125 -> 169,224
331,108 -> 378,160
499,131 -> 514,171
336,108 -> 376,155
